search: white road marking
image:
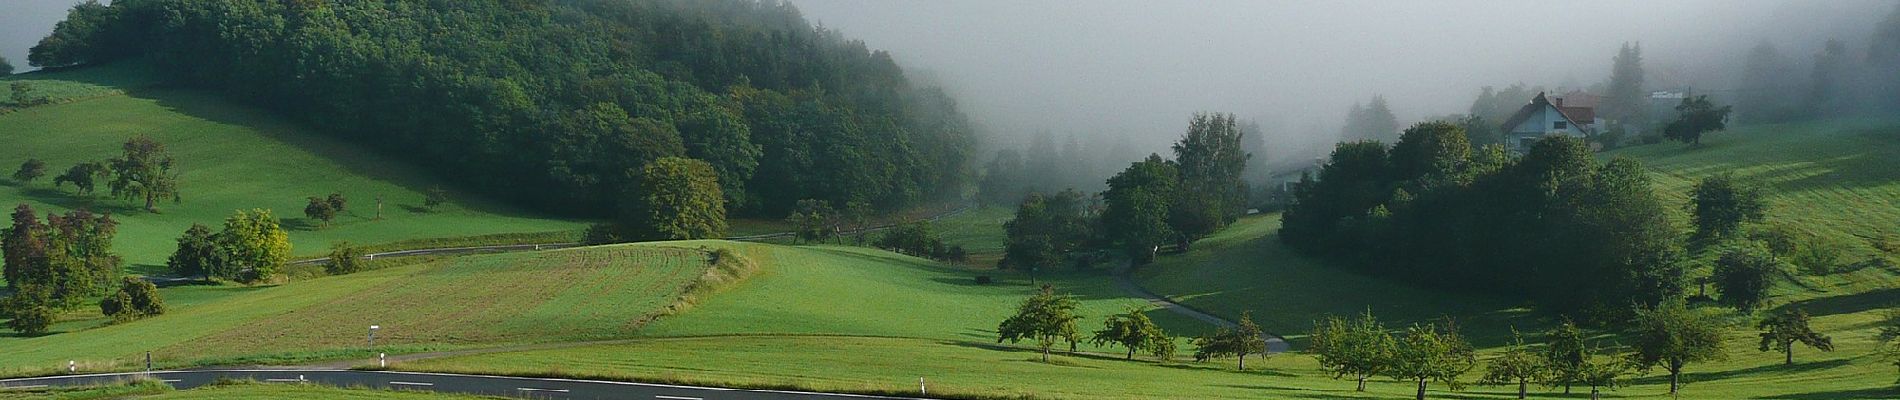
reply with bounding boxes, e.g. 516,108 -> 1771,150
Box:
656,396 -> 702,400
518,387 -> 570,393
3,385 -> 47,390
160,379 -> 182,383
389,381 -> 434,386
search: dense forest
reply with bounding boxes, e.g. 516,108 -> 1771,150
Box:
29,0 -> 974,218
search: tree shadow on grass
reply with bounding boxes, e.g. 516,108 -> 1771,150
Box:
1629,358 -> 1852,386
1769,386 -> 1900,399
1156,362 -> 1298,377
1776,287 -> 1900,317
11,186 -> 144,215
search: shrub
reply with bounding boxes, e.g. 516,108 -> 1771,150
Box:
581,223 -> 623,245
325,242 -> 365,275
99,277 -> 164,323
975,275 -> 994,285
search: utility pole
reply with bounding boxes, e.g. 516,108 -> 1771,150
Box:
375,195 -> 384,221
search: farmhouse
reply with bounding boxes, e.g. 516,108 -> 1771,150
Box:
1498,92 -> 1594,153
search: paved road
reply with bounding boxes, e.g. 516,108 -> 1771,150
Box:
1113,264 -> 1291,354
0,370 -> 924,400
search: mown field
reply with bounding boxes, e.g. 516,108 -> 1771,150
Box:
0,244 -> 716,377
0,381 -> 498,400
0,64 -> 584,272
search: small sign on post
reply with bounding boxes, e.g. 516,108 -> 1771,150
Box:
369,325 -> 381,346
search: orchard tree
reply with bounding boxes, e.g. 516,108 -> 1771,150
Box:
1662,95 -> 1733,145
1310,309 -> 1395,391
997,284 -> 1082,362
53,161 -> 108,195
423,186 -> 449,210
1577,348 -> 1629,400
107,135 -> 181,212
12,159 -> 46,185
165,223 -> 224,281
1226,311 -> 1269,370
304,196 -> 338,228
1631,301 -> 1727,396
2,204 -> 47,287
1689,173 -> 1766,241
219,209 -> 291,284
1101,155 -> 1178,265
325,192 -> 347,215
1712,242 -> 1783,312
98,277 -> 163,323
1757,308 -> 1833,365
1480,330 -> 1548,399
1090,305 -> 1173,360
635,157 -> 727,240
1388,321 -> 1476,400
1542,318 -> 1589,394
1,286 -> 55,335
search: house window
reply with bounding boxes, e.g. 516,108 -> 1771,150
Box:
1553,121 -> 1568,130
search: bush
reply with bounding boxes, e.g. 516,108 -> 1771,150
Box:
582,223 -> 623,245
1638,133 -> 1665,145
99,277 -> 164,323
975,275 -> 994,285
325,242 -> 365,275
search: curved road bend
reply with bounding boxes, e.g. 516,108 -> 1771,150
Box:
1112,264 -> 1291,354
0,370 -> 923,400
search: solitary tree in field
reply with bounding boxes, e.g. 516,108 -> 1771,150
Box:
1757,308 -> 1833,365
1310,309 -> 1395,391
1480,329 -> 1548,399
12,159 -> 46,185
1662,95 -> 1733,146
108,135 -> 182,212
1689,173 -> 1766,242
998,284 -> 1082,362
219,209 -> 291,284
1388,321 -> 1476,400
423,186 -> 448,210
165,223 -> 225,281
304,196 -> 338,228
1711,242 -> 1782,312
1542,318 -> 1589,394
635,157 -> 727,240
1229,311 -> 1268,369
53,161 -> 108,195
1090,304 -> 1173,360
326,192 -> 347,215
1631,301 -> 1727,396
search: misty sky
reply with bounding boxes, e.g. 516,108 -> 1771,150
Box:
787,0 -> 1896,152
4,1 -> 1893,157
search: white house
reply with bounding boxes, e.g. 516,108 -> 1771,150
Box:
1498,92 -> 1592,153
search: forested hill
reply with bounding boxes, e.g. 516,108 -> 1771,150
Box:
30,0 -> 973,217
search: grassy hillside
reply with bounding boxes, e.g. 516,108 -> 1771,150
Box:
0,64 -> 583,271
0,244 -> 716,377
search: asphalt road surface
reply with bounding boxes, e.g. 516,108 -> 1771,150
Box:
0,369 -> 924,400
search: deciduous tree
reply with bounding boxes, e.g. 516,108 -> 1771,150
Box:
1758,308 -> 1833,365
304,196 -> 338,228
1310,309 -> 1395,391
107,135 -> 181,212
165,223 -> 223,281
423,186 -> 449,210
53,161 -> 108,195
1102,155 -> 1177,265
219,209 -> 291,284
1480,330 -> 1547,399
1631,301 -> 1727,396
1712,242 -> 1783,312
1388,321 -> 1476,400
1541,318 -> 1588,394
997,284 -> 1082,363
1090,305 -> 1172,360
1662,95 -> 1733,145
326,241 -> 365,275
12,159 -> 46,185
635,157 -> 727,240
1689,173 -> 1766,242
98,276 -> 163,322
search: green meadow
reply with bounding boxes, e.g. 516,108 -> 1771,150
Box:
0,65 -> 584,272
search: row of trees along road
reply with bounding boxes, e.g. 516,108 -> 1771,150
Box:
29,0 -> 974,221
999,112 -> 1252,271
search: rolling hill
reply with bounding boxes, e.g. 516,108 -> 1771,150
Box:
0,64 -> 585,272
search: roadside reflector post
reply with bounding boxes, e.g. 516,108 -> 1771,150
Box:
920,377 -> 926,395
68,360 -> 75,373
146,352 -> 152,372
380,353 -> 387,368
